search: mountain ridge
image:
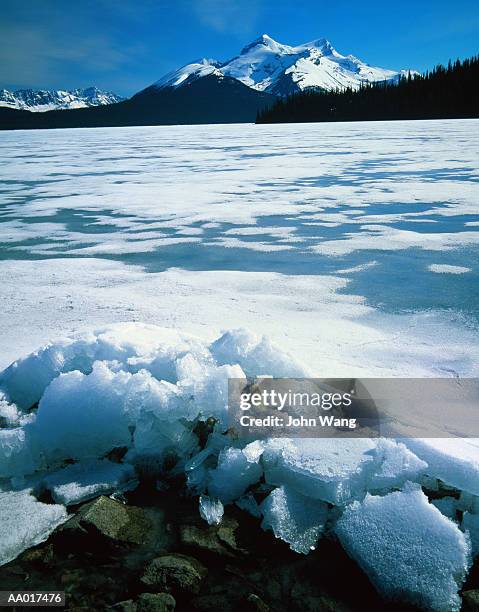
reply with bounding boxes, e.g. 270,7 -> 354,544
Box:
152,34 -> 416,97
0,87 -> 124,112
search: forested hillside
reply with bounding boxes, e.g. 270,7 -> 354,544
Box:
256,55 -> 479,123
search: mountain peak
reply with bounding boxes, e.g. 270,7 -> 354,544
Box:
301,38 -> 334,53
150,35 -> 417,98
240,34 -> 289,55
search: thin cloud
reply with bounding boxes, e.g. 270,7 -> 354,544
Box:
190,0 -> 265,37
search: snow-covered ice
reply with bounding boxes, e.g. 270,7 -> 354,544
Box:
428,264 -> 471,274
0,489 -> 67,566
40,459 -> 138,505
0,120 -> 477,377
0,120 -> 478,608
336,485 -> 471,611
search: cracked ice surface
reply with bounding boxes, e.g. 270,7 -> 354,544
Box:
0,120 -> 478,376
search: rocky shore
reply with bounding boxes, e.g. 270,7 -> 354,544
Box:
0,475 -> 478,612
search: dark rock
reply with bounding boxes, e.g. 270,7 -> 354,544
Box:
20,543 -> 54,566
290,582 -> 353,612
191,593 -> 235,611
141,553 -> 207,595
244,593 -> 271,611
179,517 -> 246,557
137,592 -> 176,611
109,600 -> 137,612
105,446 -> 129,463
56,496 -> 152,546
463,590 -> 479,611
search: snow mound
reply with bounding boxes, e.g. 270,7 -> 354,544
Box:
336,484 -> 471,611
0,323 -> 306,479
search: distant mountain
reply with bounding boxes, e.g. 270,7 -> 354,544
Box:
0,87 -> 124,112
154,34 -> 416,97
0,74 -> 274,130
0,34 -> 419,129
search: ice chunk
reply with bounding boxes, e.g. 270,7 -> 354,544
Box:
210,329 -> 310,377
404,438 -> 479,495
0,340 -> 73,410
367,439 -> 427,490
462,512 -> 479,556
187,463 -> 208,494
40,460 -> 137,505
336,485 -> 471,611
261,485 -> 328,554
178,362 -> 245,425
242,440 -> 265,463
199,495 -> 224,525
262,438 -> 377,505
184,434 -> 231,494
34,363 -> 133,463
128,414 -> 198,468
0,427 -> 40,479
0,489 -> 67,566
458,491 -> 479,514
236,492 -> 261,517
0,394 -> 21,427
208,447 -> 262,503
122,370 -> 191,423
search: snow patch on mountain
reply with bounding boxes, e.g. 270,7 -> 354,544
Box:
153,34 -> 416,96
154,58 -> 224,89
0,87 -> 124,112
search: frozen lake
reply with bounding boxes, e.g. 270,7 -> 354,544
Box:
0,119 -> 478,374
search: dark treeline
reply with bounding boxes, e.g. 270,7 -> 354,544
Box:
256,55 -> 479,123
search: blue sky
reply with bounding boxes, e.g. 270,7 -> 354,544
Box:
1,0 -> 478,95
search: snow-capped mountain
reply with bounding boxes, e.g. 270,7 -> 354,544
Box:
155,34 -> 416,96
0,87 -> 124,112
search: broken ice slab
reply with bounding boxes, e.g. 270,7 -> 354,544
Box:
404,438 -> 479,495
336,484 -> 471,611
366,438 -> 427,491
0,426 -> 39,479
262,438 -> 377,505
235,492 -> 261,518
40,459 -> 138,505
199,495 -> 224,525
207,447 -> 263,503
260,485 -> 328,554
262,438 -> 427,505
0,489 -> 67,566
